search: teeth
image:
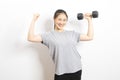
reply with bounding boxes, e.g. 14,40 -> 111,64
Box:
58,25 -> 62,27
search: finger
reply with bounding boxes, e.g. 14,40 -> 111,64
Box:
34,13 -> 40,17
85,13 -> 90,17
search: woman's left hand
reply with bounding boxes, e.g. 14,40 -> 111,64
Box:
84,13 -> 92,20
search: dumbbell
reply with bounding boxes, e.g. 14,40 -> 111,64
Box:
77,11 -> 98,20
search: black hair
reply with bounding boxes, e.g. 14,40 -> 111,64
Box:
53,9 -> 68,29
54,9 -> 68,19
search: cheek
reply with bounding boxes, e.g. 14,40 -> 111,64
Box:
63,21 -> 67,25
54,19 -> 67,25
54,20 -> 60,24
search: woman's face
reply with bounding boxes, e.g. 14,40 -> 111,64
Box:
54,13 -> 68,30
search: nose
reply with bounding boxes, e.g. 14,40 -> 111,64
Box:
58,21 -> 64,25
61,20 -> 66,24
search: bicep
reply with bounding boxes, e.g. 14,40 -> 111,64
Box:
28,34 -> 43,42
80,34 -> 92,41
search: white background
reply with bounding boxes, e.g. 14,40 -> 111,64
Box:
0,0 -> 120,80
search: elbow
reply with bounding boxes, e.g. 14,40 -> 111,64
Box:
27,36 -> 33,42
27,34 -> 34,42
88,37 -> 93,41
27,38 -> 31,42
27,38 -> 32,42
89,38 -> 93,41
87,34 -> 94,41
86,35 -> 93,41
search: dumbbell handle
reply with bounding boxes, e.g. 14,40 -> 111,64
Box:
77,11 -> 98,20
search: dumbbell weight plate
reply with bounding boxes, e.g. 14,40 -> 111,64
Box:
77,13 -> 83,20
92,11 -> 98,18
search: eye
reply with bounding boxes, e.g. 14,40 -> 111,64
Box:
58,18 -> 62,21
63,19 -> 67,22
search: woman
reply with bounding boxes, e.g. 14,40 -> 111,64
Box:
27,9 -> 93,80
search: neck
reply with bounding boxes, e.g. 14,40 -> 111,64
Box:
54,27 -> 64,32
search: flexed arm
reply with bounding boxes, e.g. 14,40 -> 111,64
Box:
80,13 -> 94,41
27,14 -> 42,42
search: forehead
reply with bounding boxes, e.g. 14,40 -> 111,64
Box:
56,13 -> 67,19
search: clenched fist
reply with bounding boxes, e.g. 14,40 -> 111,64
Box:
32,13 -> 40,22
84,13 -> 92,20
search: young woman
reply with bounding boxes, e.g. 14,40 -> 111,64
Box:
27,9 -> 93,80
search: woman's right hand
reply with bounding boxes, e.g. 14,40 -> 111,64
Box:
28,13 -> 42,43
32,13 -> 40,22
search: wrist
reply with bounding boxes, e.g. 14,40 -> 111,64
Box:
31,19 -> 36,23
87,18 -> 92,21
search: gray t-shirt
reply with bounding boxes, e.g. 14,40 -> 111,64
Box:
41,30 -> 82,75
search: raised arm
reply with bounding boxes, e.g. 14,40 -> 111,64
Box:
80,13 -> 94,41
27,14 -> 42,42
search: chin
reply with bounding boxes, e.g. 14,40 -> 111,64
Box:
57,26 -> 64,30
58,27 -> 64,30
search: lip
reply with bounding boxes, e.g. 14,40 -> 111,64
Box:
58,25 -> 64,28
58,24 -> 63,27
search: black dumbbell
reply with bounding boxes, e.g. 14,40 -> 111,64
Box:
77,11 -> 98,20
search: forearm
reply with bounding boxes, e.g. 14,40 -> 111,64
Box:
28,19 -> 36,40
87,18 -> 94,39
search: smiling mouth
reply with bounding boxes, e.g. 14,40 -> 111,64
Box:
58,24 -> 64,27
59,25 -> 63,27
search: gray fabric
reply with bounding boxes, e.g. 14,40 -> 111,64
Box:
41,30 -> 82,75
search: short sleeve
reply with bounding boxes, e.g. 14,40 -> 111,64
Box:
41,32 -> 49,47
72,31 -> 80,43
